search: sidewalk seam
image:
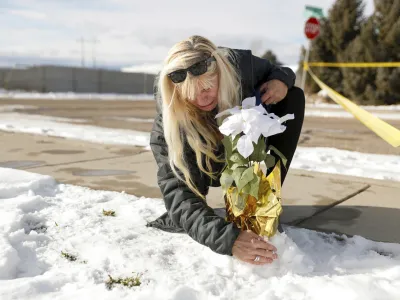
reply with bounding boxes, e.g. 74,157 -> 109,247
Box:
21,152 -> 151,170
292,184 -> 371,226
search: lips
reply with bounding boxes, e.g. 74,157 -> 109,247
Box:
200,100 -> 214,108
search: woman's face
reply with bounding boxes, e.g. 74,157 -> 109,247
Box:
191,75 -> 219,111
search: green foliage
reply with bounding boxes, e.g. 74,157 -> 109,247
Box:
300,0 -> 399,104
103,209 -> 116,217
220,168 -> 234,190
106,273 -> 142,290
237,166 -> 255,191
241,173 -> 260,199
61,251 -> 77,262
249,137 -> 267,162
373,0 -> 400,104
261,50 -> 283,66
268,145 -> 287,169
230,152 -> 247,165
264,154 -> 276,170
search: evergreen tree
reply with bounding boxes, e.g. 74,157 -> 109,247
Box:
308,17 -> 343,93
329,0 -> 365,55
304,0 -> 365,95
373,0 -> 400,104
341,18 -> 380,104
261,50 -> 283,66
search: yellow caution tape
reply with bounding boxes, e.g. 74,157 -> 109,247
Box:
305,62 -> 400,68
307,68 -> 400,148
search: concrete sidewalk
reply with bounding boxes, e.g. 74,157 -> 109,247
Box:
1,130 -> 399,244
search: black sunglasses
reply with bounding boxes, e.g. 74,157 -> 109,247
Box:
167,56 -> 216,83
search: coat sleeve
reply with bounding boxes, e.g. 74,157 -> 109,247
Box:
149,113 -> 242,255
230,49 -> 296,91
251,53 -> 296,89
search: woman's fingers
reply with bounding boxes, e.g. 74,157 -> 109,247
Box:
250,238 -> 277,252
250,248 -> 278,260
233,230 -> 279,265
244,257 -> 274,265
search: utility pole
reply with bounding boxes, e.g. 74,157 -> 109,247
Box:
79,37 -> 85,67
91,38 -> 99,68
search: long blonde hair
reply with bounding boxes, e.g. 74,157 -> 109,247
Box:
156,35 -> 241,198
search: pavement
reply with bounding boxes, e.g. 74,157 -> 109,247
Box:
1,129 -> 399,244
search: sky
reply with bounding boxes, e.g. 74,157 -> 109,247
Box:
0,0 -> 375,71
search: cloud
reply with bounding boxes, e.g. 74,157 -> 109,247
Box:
7,9 -> 46,20
0,0 -> 375,68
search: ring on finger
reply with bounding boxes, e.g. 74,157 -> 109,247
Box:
254,255 -> 261,262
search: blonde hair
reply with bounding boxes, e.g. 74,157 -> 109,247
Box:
156,35 -> 241,198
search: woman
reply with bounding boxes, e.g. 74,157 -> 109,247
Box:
147,35 -> 305,265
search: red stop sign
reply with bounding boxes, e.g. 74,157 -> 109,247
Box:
305,17 -> 320,39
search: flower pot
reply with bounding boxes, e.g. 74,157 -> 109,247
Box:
224,161 -> 283,238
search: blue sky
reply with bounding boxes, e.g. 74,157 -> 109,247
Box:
1,0 -> 374,71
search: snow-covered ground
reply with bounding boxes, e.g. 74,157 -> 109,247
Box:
307,102 -> 400,111
1,167 -> 400,300
0,113 -> 150,147
305,109 -> 400,120
0,89 -> 154,101
0,111 -> 399,182
305,101 -> 400,120
291,147 -> 399,182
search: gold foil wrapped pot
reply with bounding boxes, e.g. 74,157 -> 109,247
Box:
224,161 -> 283,238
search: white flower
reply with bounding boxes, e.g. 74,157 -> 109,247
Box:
216,96 -> 294,158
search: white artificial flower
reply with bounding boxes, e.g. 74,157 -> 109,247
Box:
216,96 -> 295,158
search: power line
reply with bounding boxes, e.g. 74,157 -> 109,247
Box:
77,37 -> 99,68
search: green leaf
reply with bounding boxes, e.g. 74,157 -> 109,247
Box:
231,163 -> 242,170
232,135 -> 241,150
232,166 -> 246,188
220,169 -> 234,190
264,154 -> 276,169
249,137 -> 267,162
222,135 -> 232,157
221,136 -> 234,167
242,174 -> 260,199
237,166 -> 255,191
230,152 -> 247,165
268,145 -> 287,169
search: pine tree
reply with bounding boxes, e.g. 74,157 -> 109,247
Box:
308,18 -> 343,93
261,50 -> 283,66
330,0 -> 365,55
373,0 -> 400,104
304,0 -> 365,95
341,18 -> 380,104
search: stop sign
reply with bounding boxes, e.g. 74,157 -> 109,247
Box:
305,17 -> 320,39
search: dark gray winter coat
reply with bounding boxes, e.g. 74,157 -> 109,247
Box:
147,48 -> 296,256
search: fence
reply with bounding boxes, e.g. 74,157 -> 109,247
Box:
0,65 -> 156,95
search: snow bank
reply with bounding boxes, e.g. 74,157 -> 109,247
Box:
0,167 -> 399,299
0,89 -> 154,101
0,113 -> 150,147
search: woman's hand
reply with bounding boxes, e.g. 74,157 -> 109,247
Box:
259,79 -> 288,105
232,230 -> 278,265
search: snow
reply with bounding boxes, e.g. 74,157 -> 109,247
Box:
104,116 -> 155,123
305,102 -> 400,120
1,111 -> 399,182
306,102 -> 400,111
0,113 -> 150,147
0,89 -> 154,101
0,167 -> 399,300
305,109 -> 400,120
291,147 -> 400,182
0,105 -> 37,112
121,63 -> 162,74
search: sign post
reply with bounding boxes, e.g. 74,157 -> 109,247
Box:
301,17 -> 320,91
